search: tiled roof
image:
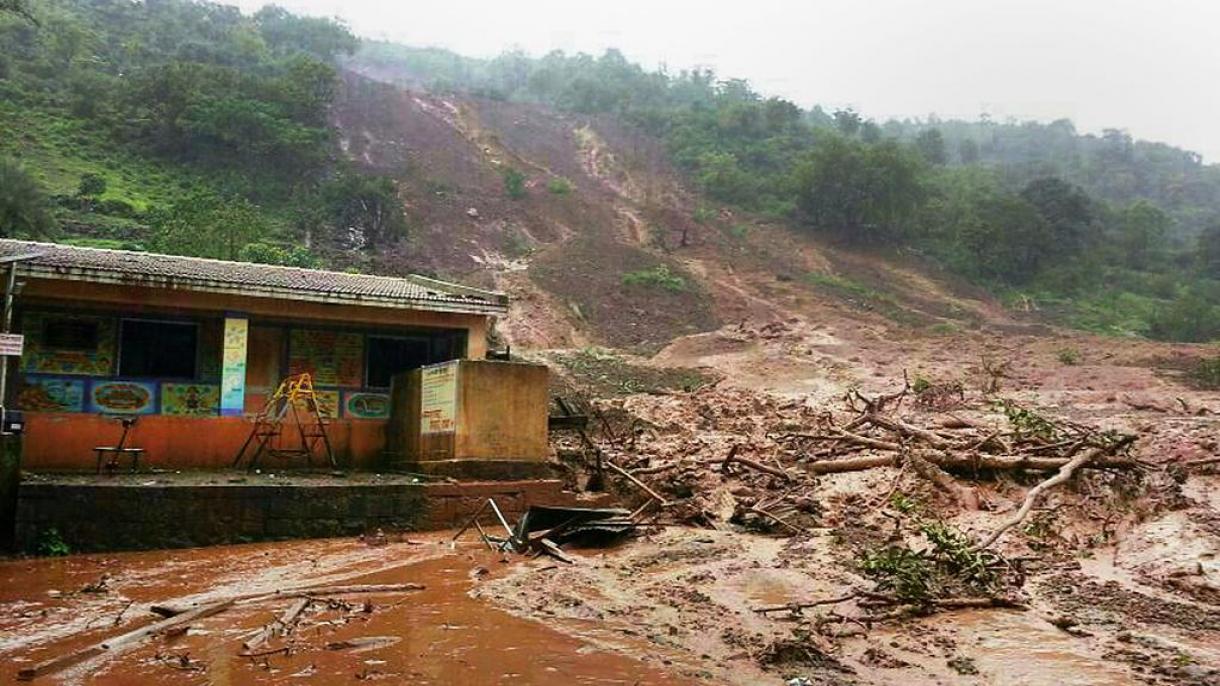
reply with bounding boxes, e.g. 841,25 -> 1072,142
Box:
0,240 -> 507,315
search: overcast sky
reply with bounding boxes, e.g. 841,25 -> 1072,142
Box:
236,0 -> 1220,162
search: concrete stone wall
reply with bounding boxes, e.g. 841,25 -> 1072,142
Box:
14,479 -> 587,553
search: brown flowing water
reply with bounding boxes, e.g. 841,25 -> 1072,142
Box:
0,535 -> 692,685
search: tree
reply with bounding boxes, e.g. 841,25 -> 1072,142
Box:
238,242 -> 319,268
1196,222 -> 1220,278
914,129 -> 947,165
833,108 -> 862,137
1117,200 -> 1171,270
149,192 -> 268,260
0,157 -> 55,238
958,193 -> 1051,283
321,172 -> 408,250
502,167 -> 526,200
0,0 -> 37,24
1019,177 -> 1094,256
793,136 -> 926,242
77,173 -> 106,198
958,138 -> 980,164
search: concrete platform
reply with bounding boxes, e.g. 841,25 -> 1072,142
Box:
13,471 -> 608,553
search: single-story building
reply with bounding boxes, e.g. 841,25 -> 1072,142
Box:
0,239 -> 507,470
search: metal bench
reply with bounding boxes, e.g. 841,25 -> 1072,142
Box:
95,416 -> 145,474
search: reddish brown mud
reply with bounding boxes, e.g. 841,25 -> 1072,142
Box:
0,535 -> 693,685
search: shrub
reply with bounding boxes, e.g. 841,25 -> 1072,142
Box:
1190,356 -> 1220,389
238,242 -> 320,268
621,264 -> 687,292
37,528 -> 71,557
502,167 -> 526,200
1057,348 -> 1080,365
546,177 -> 571,195
77,173 -> 107,198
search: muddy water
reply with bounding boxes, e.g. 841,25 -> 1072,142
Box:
926,610 -> 1132,686
0,537 -> 693,685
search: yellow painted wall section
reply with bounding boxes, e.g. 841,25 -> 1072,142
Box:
392,360 -> 549,462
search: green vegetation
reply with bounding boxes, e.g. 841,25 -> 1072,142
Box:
6,2 -> 1220,342
553,347 -> 711,396
858,516 -> 1000,605
0,0 -> 405,265
238,242 -> 320,268
1057,348 -> 1081,365
0,156 -> 54,237
546,176 -> 572,195
357,42 -> 1220,343
502,167 -> 526,199
36,527 -> 70,557
804,272 -> 919,324
1189,355 -> 1220,390
996,400 -> 1062,442
622,264 -> 688,292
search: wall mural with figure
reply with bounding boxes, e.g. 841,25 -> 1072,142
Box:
288,329 -> 364,387
20,312 -> 116,376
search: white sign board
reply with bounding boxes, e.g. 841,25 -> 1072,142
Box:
420,361 -> 458,434
0,333 -> 24,357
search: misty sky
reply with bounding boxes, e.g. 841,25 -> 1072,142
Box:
236,0 -> 1220,162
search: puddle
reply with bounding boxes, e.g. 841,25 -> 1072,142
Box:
0,538 -> 694,685
939,610 -> 1131,686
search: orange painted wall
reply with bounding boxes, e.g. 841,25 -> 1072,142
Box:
23,413 -> 388,471
13,277 -> 499,471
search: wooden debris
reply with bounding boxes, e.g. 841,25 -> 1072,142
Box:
971,435 -> 1136,551
241,597 -> 310,653
19,599 -> 234,681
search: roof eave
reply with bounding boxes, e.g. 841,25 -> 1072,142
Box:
19,265 -> 509,317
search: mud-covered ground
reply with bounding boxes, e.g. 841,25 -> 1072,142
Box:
504,314 -> 1220,685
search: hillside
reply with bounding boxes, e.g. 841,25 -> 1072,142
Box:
4,4 -> 1220,685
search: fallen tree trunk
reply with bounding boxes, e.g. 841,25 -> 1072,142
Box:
606,459 -> 669,506
805,450 -> 1137,475
150,583 -> 426,617
722,446 -> 792,482
242,597 -> 310,653
971,436 -> 1137,551
19,599 -> 234,680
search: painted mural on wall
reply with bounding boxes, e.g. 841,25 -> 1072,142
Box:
89,380 -> 157,414
16,377 -> 86,412
292,389 -> 339,418
221,318 -> 248,416
288,329 -> 363,387
21,312 -> 116,376
161,383 -> 220,416
343,391 -> 390,419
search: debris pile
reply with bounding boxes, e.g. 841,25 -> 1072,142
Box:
452,500 -> 646,564
573,380 -> 1143,551
17,582 -> 425,681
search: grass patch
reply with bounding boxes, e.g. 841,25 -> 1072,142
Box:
552,347 -> 712,397
546,177 -> 572,195
1057,347 -> 1081,365
622,264 -> 687,293
1189,356 -> 1220,390
805,271 -> 923,325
